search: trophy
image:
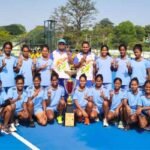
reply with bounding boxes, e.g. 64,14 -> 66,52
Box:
64,78 -> 76,127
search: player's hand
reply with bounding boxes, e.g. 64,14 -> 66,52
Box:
82,110 -> 88,118
136,108 -> 142,115
2,59 -> 6,67
47,90 -> 51,98
32,89 -> 40,98
109,90 -> 114,98
41,63 -> 48,70
100,91 -> 105,99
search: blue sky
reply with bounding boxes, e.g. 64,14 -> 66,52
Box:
0,0 -> 150,31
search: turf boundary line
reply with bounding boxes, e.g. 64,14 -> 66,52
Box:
11,132 -> 40,150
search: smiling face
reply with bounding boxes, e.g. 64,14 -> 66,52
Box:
58,42 -> 66,51
82,43 -> 90,54
16,79 -> 24,91
119,46 -> 126,58
34,77 -> 41,88
144,82 -> 150,95
51,76 -> 58,88
101,47 -> 108,57
130,80 -> 139,93
95,76 -> 103,88
114,79 -> 122,90
79,76 -> 86,89
22,47 -> 30,58
134,49 -> 142,59
42,47 -> 49,58
4,44 -> 12,55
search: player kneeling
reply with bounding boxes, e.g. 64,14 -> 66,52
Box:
136,80 -> 150,130
27,73 -> 47,127
106,78 -> 126,129
6,75 -> 29,132
0,80 -> 12,134
123,78 -> 142,130
45,73 -> 66,124
89,74 -> 110,126
73,74 -> 95,125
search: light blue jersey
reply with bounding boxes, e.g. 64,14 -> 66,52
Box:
0,88 -> 7,105
110,89 -> 126,111
27,86 -> 45,114
131,58 -> 149,86
138,95 -> 150,107
36,57 -> 53,87
96,56 -> 113,84
89,86 -> 109,110
7,87 -> 28,113
0,55 -> 17,88
125,90 -> 142,113
115,57 -> 131,86
45,85 -> 65,111
18,58 -> 33,87
73,86 -> 90,108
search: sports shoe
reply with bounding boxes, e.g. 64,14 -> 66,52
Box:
103,118 -> 109,127
9,123 -> 17,132
57,115 -> 63,124
15,119 -> 20,127
118,121 -> 124,129
84,117 -> 90,125
1,127 -> 11,134
95,117 -> 100,122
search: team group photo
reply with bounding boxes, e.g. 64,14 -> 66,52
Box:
0,0 -> 150,150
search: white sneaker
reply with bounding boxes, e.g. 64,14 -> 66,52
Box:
103,118 -> 109,127
15,119 -> 20,127
1,127 -> 11,134
95,117 -> 100,122
118,121 -> 124,129
9,123 -> 17,132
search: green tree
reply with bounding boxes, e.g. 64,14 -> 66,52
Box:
135,25 -> 145,42
92,18 -> 114,47
0,29 -> 12,46
111,21 -> 136,48
26,26 -> 45,46
1,24 -> 26,35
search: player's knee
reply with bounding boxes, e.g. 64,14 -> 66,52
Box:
48,114 -> 54,121
103,101 -> 108,107
130,116 -> 136,123
27,101 -> 33,107
90,113 -> 97,120
39,119 -> 47,126
77,111 -> 82,117
87,102 -> 93,109
5,105 -> 12,112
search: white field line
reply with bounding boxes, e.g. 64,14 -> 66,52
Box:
11,132 -> 40,150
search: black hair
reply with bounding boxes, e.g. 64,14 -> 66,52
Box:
118,44 -> 127,50
144,80 -> 150,88
133,44 -> 142,52
33,73 -> 41,81
51,72 -> 59,80
101,44 -> 110,56
95,74 -> 103,81
79,74 -> 87,81
114,77 -> 122,84
3,41 -> 13,49
0,80 -> 2,84
82,41 -> 90,46
21,44 -> 30,52
129,77 -> 139,88
41,44 -> 49,51
15,75 -> 24,83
